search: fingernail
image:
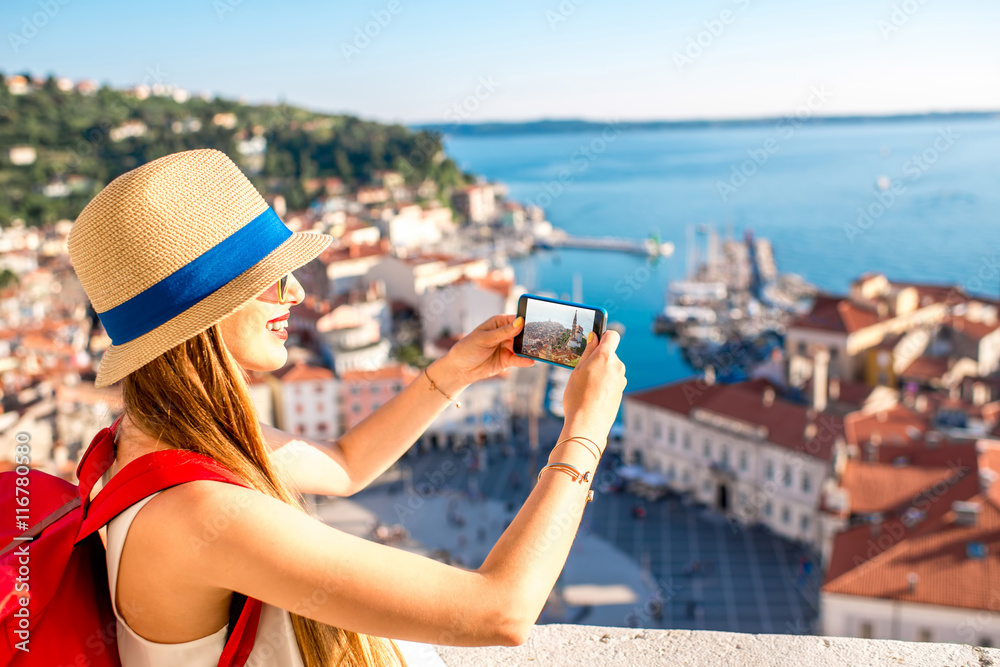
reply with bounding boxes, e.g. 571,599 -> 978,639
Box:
514,317 -> 523,328
587,331 -> 595,344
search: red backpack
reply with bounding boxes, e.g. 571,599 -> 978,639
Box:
0,416 -> 264,666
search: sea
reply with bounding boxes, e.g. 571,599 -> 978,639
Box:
443,116 -> 1000,393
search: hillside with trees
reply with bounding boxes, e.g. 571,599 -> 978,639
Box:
0,72 -> 474,227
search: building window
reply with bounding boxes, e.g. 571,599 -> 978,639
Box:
296,424 -> 306,435
668,465 -> 675,481
739,451 -> 748,472
352,404 -> 361,413
653,422 -> 662,439
295,385 -> 301,395
351,386 -> 360,395
764,501 -> 773,517
783,465 -> 793,487
829,348 -> 839,361
317,422 -> 327,432
371,385 -> 380,395
683,432 -> 691,450
317,403 -> 324,413
373,403 -> 380,411
859,622 -> 873,639
720,445 -> 730,466
315,383 -> 325,394
738,492 -> 747,508
669,426 -> 676,445
703,439 -> 711,459
765,459 -> 774,481
800,514 -> 810,532
296,404 -> 303,414
980,638 -> 993,648
682,470 -> 690,483
797,341 -> 807,355
917,628 -> 932,642
802,473 -> 812,493
393,383 -> 402,392
633,415 -> 642,431
781,505 -> 791,524
702,480 -> 711,493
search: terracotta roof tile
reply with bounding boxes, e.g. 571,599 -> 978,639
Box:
900,356 -> 950,382
823,445 -> 1000,611
949,315 -> 1000,341
340,363 -> 419,383
271,361 -> 335,382
838,460 -> 962,514
628,379 -> 843,460
823,493 -> 999,610
845,406 -> 929,448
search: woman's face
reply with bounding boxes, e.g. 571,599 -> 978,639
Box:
218,271 -> 305,371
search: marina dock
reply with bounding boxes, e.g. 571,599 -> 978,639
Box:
536,234 -> 674,257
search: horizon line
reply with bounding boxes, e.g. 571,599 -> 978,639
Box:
408,109 -> 1000,129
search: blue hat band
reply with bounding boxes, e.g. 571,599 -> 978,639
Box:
98,207 -> 293,345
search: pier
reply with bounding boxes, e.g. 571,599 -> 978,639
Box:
535,234 -> 674,257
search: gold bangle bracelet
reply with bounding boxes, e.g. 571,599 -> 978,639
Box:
537,463 -> 596,502
553,436 -> 601,461
537,462 -> 591,484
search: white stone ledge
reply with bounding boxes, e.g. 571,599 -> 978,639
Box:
434,624 -> 1000,667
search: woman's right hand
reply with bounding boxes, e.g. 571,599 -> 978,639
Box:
561,330 -> 627,448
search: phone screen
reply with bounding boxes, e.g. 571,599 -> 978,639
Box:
514,294 -> 606,369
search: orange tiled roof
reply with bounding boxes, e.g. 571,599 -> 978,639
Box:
319,243 -> 387,264
891,281 -> 967,308
790,294 -> 883,334
339,363 -> 419,383
949,315 -> 1000,341
823,499 -> 1000,611
900,356 -> 950,382
844,406 -> 928,447
271,361 -> 335,382
628,379 -> 843,461
838,460 -> 961,514
823,444 -> 1000,611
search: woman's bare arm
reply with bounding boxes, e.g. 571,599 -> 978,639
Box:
260,315 -> 532,497
156,331 -> 624,647
145,423 -> 605,648
123,330 -> 624,648
258,354 -> 467,497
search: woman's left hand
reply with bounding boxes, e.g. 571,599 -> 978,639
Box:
432,314 -> 535,393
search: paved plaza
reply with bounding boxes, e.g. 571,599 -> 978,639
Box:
320,419 -> 822,635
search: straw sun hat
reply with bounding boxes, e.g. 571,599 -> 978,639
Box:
68,149 -> 333,388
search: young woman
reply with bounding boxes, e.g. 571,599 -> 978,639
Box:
70,149 -> 627,666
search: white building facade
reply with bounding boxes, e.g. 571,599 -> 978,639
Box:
623,380 -> 844,551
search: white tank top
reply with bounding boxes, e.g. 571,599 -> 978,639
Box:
103,491 -> 446,666
104,491 -> 306,666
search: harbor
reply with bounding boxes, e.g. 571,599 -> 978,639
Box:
652,224 -> 817,383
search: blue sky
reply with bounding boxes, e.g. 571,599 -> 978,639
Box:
2,0 -> 997,123
525,299 -> 595,332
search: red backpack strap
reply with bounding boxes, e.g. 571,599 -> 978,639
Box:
75,414 -> 124,507
76,417 -> 266,667
76,448 -> 248,543
218,598 -> 264,667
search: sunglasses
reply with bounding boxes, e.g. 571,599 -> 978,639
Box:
262,273 -> 293,304
277,273 -> 290,304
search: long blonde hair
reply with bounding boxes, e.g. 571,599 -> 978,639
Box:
119,324 -> 406,667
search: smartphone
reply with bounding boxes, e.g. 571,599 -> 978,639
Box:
512,293 -> 608,369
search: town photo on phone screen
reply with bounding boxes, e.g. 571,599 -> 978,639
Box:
520,299 -> 596,368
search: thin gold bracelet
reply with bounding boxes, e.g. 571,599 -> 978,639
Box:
537,463 -> 596,502
537,462 -> 591,483
553,436 -> 602,461
424,367 -> 461,408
